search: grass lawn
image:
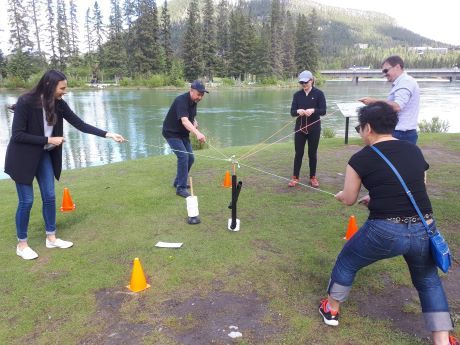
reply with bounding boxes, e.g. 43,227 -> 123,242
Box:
0,134 -> 459,345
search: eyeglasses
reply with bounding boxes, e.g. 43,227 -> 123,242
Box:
299,80 -> 311,85
382,65 -> 395,74
355,125 -> 361,133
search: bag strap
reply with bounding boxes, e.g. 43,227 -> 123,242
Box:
370,145 -> 432,235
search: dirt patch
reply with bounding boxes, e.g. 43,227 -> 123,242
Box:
354,258 -> 460,341
79,289 -> 153,345
160,291 -> 282,344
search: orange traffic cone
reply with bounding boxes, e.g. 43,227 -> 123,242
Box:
60,187 -> 76,212
222,170 -> 232,188
127,258 -> 151,292
344,215 -> 358,240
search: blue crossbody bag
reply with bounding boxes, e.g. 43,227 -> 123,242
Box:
371,145 -> 452,273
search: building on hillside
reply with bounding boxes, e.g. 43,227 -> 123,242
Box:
410,47 -> 449,55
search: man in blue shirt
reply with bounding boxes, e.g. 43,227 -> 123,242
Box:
162,80 -> 207,198
359,55 -> 420,144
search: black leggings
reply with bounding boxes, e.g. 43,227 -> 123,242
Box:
292,128 -> 321,178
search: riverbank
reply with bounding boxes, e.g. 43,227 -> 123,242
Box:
0,135 -> 458,344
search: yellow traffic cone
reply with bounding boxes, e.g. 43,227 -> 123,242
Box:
127,258 -> 150,292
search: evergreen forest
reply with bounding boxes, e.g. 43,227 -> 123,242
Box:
1,0 -> 459,88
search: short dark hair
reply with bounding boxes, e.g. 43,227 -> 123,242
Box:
382,55 -> 404,69
358,101 -> 398,135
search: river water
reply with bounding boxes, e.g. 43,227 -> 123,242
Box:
1,80 -> 459,179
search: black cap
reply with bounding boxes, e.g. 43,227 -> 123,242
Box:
190,80 -> 209,93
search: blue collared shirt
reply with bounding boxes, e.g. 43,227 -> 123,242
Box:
387,72 -> 420,131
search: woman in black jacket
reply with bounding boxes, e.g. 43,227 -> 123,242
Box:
4,70 -> 125,260
288,70 -> 327,188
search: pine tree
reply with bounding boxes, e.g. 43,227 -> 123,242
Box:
228,2 -> 251,81
282,11 -> 296,78
305,8 -> 320,72
69,0 -> 79,56
215,0 -> 230,77
295,14 -> 309,72
56,0 -> 70,68
133,0 -> 163,74
104,0 -> 127,80
123,0 -> 138,77
202,0 -> 217,81
252,22 -> 271,78
270,0 -> 284,77
93,0 -> 106,67
29,0 -> 44,56
182,0 -> 202,81
84,7 -> 94,53
8,0 -> 33,52
0,49 -> 7,78
160,0 -> 173,73
45,0 -> 58,66
6,50 -> 38,81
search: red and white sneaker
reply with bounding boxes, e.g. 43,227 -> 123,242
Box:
319,298 -> 339,326
288,176 -> 299,187
310,176 -> 320,188
449,335 -> 460,345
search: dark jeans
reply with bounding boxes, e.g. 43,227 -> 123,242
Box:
393,129 -> 418,144
15,151 -> 56,241
292,128 -> 321,178
327,219 -> 453,331
166,137 -> 194,191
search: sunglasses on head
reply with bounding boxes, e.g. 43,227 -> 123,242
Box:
299,80 -> 311,85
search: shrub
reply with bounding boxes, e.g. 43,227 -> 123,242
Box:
259,76 -> 278,85
418,117 -> 450,133
145,74 -> 167,87
221,78 -> 235,86
190,134 -> 209,150
322,127 -> 336,138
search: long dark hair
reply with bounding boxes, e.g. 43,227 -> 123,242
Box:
9,70 -> 68,125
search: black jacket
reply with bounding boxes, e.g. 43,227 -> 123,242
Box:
290,87 -> 327,132
4,95 -> 107,184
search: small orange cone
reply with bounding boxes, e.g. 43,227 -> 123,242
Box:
222,170 -> 232,188
60,187 -> 76,212
127,258 -> 151,292
344,215 -> 358,240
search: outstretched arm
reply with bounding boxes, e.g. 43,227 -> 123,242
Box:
335,164 -> 362,205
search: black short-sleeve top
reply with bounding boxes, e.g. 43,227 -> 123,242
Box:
162,92 -> 197,138
348,140 -> 432,219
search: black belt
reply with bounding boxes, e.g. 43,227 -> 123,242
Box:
386,213 -> 433,224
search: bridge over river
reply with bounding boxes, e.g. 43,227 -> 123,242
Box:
320,69 -> 460,83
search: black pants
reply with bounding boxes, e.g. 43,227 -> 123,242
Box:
292,128 -> 321,178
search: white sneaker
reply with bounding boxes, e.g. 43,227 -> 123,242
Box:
46,238 -> 73,249
16,246 -> 39,260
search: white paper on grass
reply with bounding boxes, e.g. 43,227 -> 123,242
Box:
336,102 -> 364,118
155,242 -> 183,248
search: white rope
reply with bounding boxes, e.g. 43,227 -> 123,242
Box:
207,141 -> 231,160
238,161 -> 336,197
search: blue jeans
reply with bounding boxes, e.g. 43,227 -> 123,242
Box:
327,219 -> 453,331
15,151 -> 56,241
166,137 -> 194,190
393,129 -> 418,144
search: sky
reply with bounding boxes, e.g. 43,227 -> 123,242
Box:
0,0 -> 459,55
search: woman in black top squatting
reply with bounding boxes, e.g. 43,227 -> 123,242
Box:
288,70 -> 326,188
318,101 -> 458,345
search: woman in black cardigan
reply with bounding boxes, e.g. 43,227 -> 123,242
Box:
4,70 -> 125,260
